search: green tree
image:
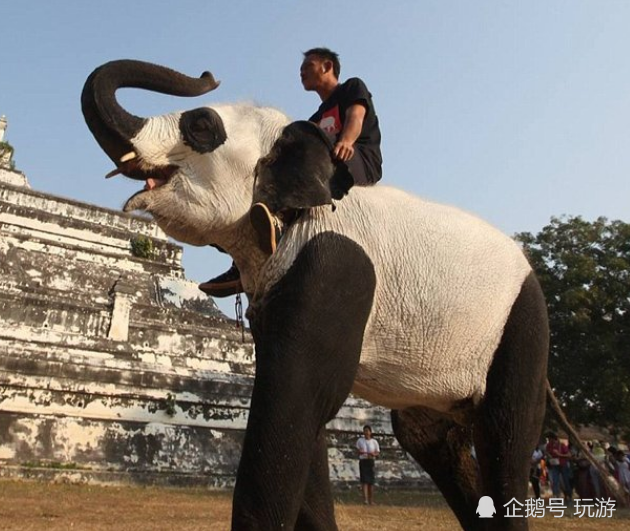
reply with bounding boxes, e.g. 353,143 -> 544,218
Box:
516,216 -> 630,439
0,140 -> 16,169
130,235 -> 155,259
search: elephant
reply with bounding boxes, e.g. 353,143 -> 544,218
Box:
82,60 -> 550,531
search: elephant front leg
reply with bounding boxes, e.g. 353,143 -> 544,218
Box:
231,380 -> 343,531
231,233 -> 377,530
294,429 -> 337,531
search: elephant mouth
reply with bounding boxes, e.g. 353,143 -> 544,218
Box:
105,151 -> 178,212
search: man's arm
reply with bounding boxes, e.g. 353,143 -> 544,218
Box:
334,104 -> 367,161
369,440 -> 380,458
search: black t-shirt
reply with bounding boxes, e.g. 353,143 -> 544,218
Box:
309,77 -> 382,184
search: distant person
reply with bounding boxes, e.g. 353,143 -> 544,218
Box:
356,425 -> 380,505
530,446 -> 544,499
606,446 -> 619,475
545,431 -> 573,502
574,447 -> 596,499
590,440 -> 607,497
614,449 -> 630,497
200,47 -> 383,297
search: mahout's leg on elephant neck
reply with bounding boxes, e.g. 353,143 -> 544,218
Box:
391,407 -> 482,531
231,233 -> 376,530
472,272 -> 549,531
209,215 -> 269,296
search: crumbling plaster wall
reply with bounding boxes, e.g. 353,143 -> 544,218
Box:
0,173 -> 426,488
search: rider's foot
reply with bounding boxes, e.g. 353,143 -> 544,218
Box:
198,263 -> 243,298
250,202 -> 284,255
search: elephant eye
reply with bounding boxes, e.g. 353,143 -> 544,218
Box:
191,119 -> 206,132
180,107 -> 227,154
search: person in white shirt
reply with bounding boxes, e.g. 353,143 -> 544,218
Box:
530,447 -> 544,499
356,425 -> 380,505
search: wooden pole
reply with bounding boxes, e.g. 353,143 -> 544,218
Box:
546,379 -> 629,507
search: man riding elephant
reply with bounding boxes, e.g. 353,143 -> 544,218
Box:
199,47 -> 383,296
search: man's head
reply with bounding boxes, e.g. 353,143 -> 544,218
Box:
615,449 -> 626,462
545,431 -> 558,441
300,47 -> 340,94
363,425 -> 373,439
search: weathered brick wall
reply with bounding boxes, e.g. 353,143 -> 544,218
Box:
0,171 -> 427,488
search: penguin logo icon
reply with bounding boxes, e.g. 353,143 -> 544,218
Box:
476,496 -> 496,518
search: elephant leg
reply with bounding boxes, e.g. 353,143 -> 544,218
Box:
231,233 -> 376,531
391,407 -> 481,531
472,272 -> 549,531
294,428 -> 337,531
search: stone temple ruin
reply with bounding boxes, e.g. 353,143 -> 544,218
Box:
0,133 -> 426,488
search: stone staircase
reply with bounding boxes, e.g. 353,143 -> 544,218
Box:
0,171 -> 428,489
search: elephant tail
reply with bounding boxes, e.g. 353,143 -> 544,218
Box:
546,379 -> 629,507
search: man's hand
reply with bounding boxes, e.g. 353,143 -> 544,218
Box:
334,103 -> 366,162
333,140 -> 355,161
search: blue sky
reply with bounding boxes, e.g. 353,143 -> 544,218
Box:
2,2 -> 629,316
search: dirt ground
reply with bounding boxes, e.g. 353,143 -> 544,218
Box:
0,480 -> 627,531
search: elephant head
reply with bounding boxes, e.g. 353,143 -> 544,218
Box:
81,59 -> 289,247
253,121 -> 354,213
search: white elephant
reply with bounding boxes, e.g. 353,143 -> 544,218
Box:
83,60 -> 549,531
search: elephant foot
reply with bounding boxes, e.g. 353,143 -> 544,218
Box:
198,263 -> 243,297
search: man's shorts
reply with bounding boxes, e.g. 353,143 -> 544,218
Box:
359,458 -> 376,485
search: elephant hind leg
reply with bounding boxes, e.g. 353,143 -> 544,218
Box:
472,272 -> 549,531
391,407 -> 481,531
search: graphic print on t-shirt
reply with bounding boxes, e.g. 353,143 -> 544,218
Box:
318,105 -> 342,135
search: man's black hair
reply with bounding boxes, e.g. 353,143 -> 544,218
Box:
303,47 -> 341,79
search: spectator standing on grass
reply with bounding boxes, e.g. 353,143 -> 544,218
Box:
590,440 -> 607,497
530,446 -> 544,499
574,448 -> 596,499
614,449 -> 630,503
356,425 -> 380,505
606,445 -> 619,475
545,431 -> 573,502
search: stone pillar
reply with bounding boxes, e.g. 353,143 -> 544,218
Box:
108,278 -> 137,341
0,116 -> 12,169
0,116 -> 7,142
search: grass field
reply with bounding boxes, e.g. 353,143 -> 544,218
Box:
0,480 -> 627,530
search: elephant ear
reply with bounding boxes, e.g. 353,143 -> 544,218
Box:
253,120 -> 354,212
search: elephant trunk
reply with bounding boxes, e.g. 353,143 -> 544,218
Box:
81,59 -> 220,165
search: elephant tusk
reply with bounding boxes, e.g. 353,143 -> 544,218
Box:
105,167 -> 123,179
120,151 -> 137,163
106,151 -> 138,178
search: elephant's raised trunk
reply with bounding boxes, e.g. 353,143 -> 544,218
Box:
81,59 -> 220,166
